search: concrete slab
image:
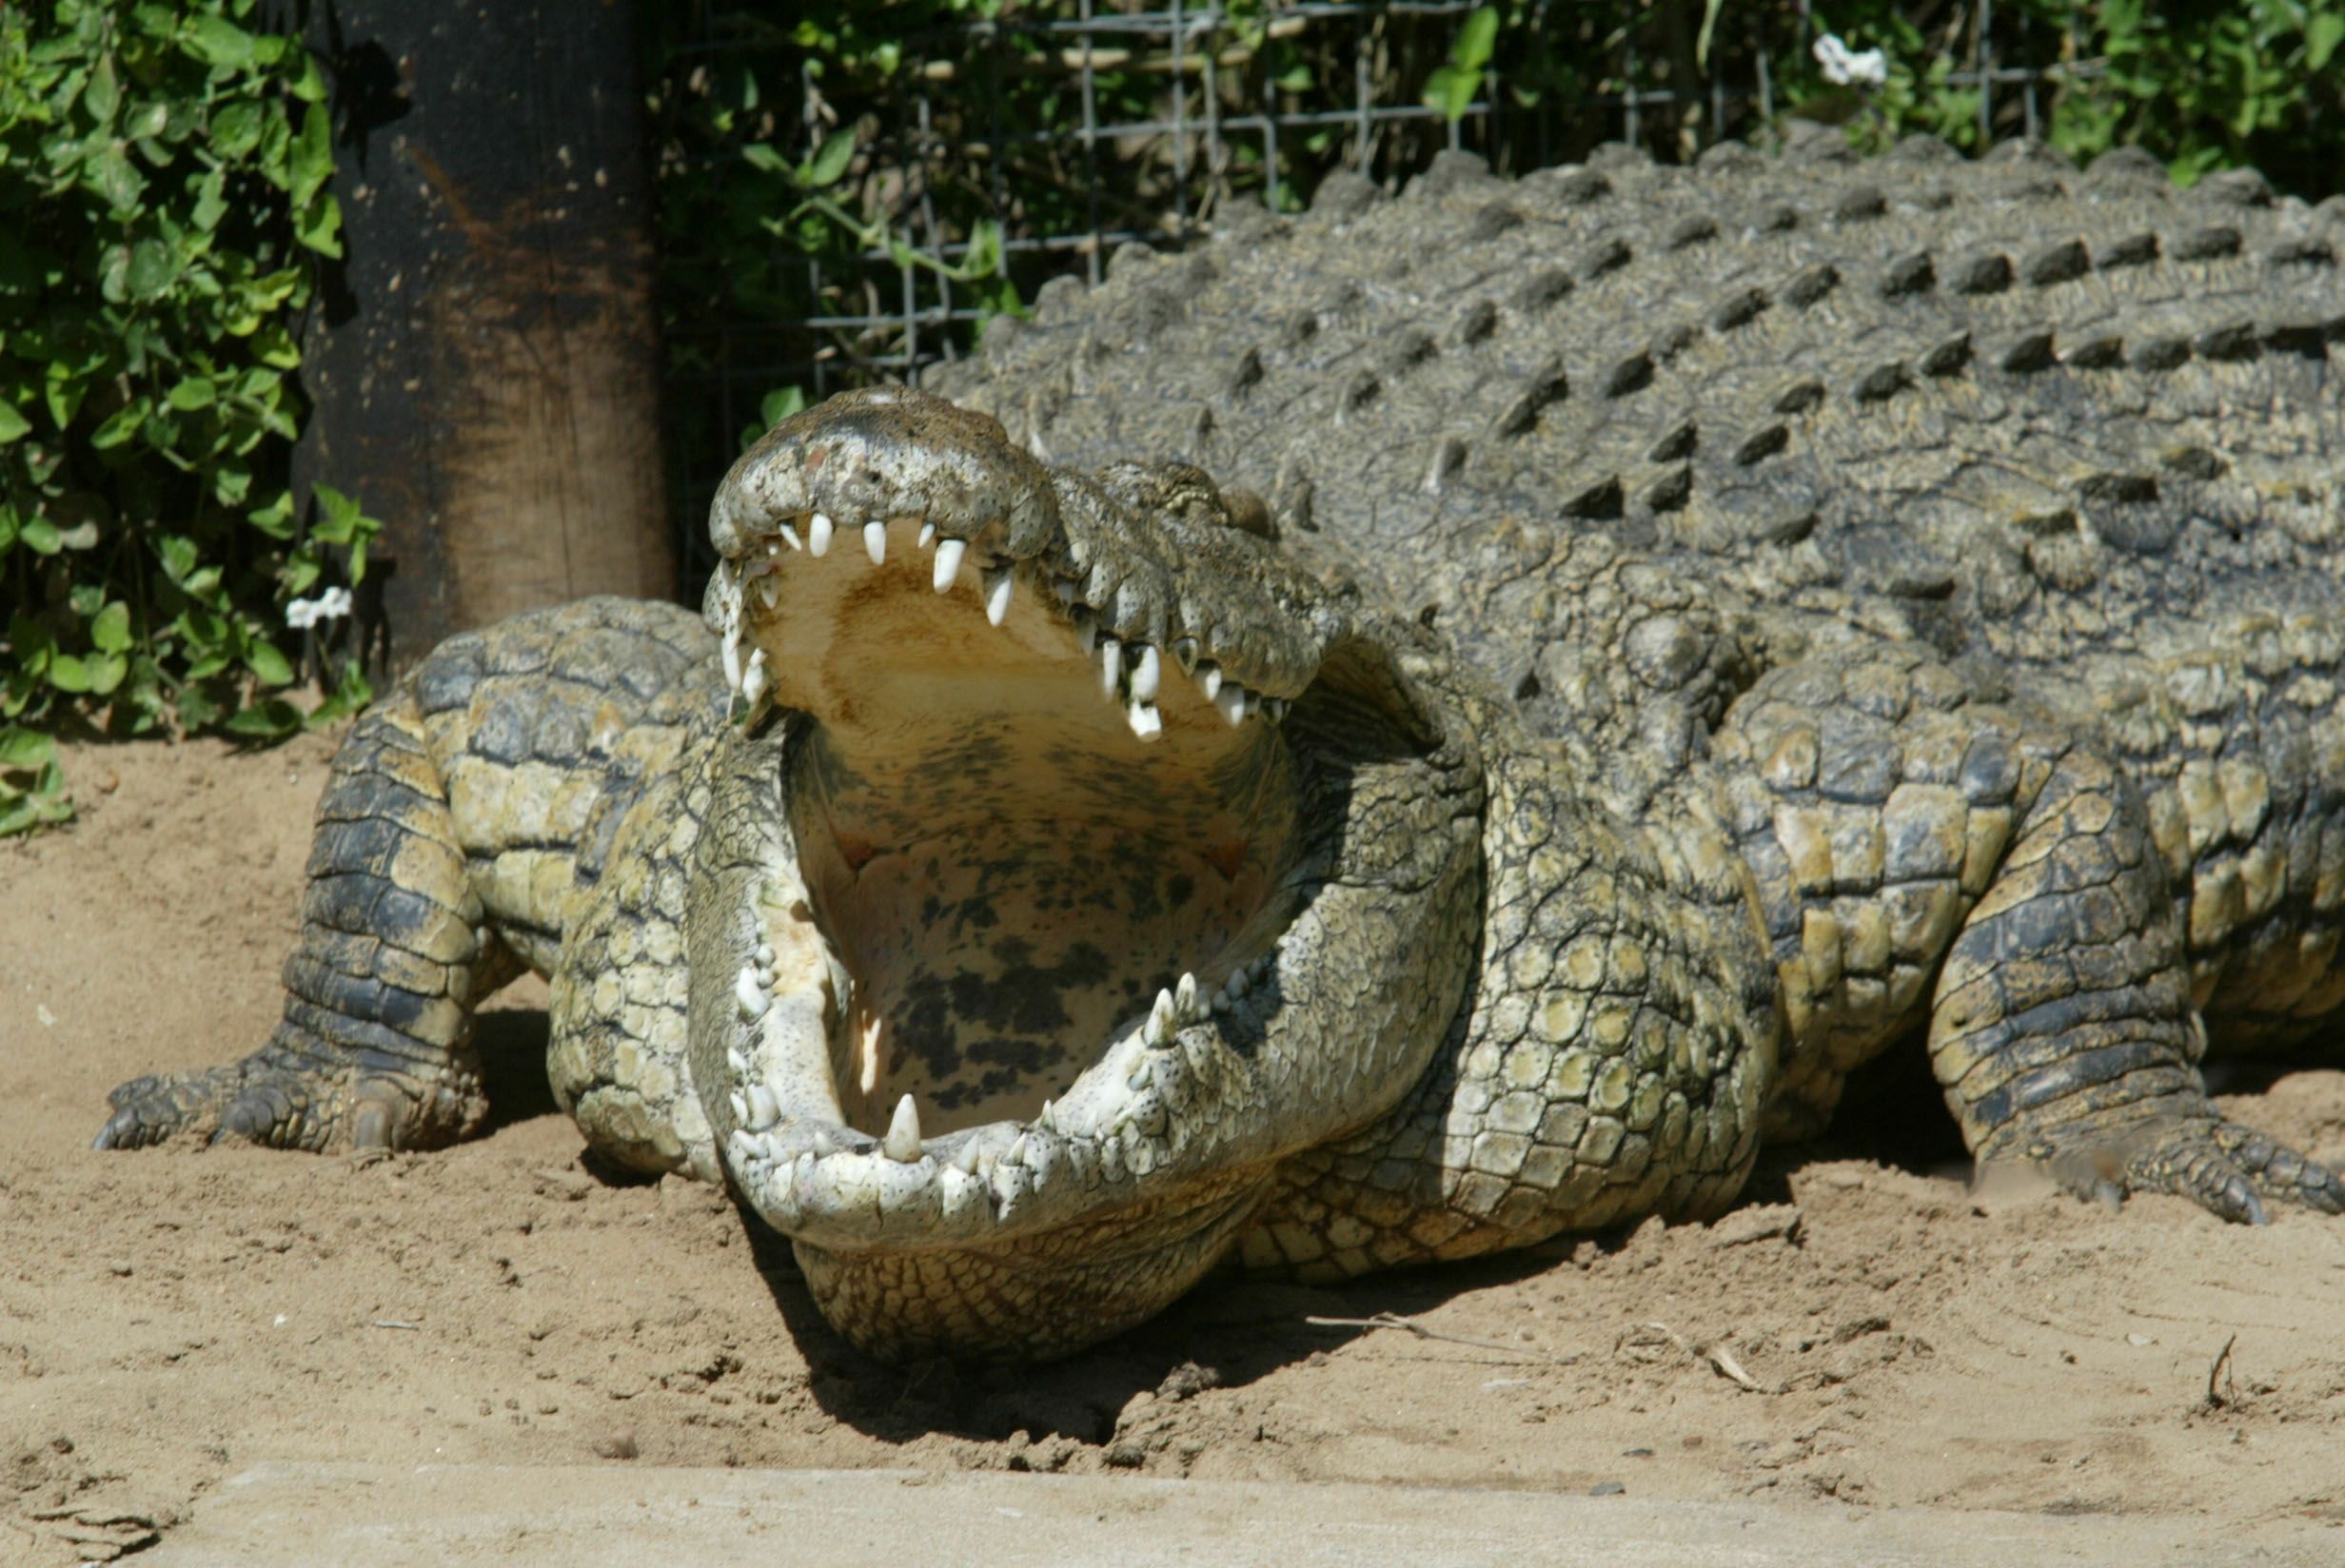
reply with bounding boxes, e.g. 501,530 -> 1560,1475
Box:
143,1462 -> 2337,1568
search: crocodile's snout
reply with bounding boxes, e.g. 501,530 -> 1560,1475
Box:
691,388 -> 1480,1357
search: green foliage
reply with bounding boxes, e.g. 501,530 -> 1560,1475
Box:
1756,1 -> 2345,188
0,0 -> 378,832
1425,8 -> 1500,123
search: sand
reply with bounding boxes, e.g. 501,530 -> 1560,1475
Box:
6,732 -> 2343,1562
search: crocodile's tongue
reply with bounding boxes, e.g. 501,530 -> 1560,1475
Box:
755,518 -> 1299,1140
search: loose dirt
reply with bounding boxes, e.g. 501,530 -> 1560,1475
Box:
6,733 -> 2343,1562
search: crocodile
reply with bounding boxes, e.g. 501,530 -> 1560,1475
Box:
96,135 -> 2345,1361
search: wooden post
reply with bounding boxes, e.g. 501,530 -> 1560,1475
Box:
291,0 -> 675,671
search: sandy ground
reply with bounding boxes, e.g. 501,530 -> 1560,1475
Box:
5,732 -> 2345,1563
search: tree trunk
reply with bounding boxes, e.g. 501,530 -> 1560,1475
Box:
292,0 -> 674,672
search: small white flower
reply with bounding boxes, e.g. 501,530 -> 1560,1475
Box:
1813,31 -> 1888,88
286,586 -> 353,631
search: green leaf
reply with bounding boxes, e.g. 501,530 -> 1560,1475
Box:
85,51 -> 120,126
223,698 -> 304,739
0,727 -> 54,770
246,490 -> 296,539
20,518 -> 62,555
191,166 -> 228,230
47,655 -> 91,694
310,482 -> 363,541
126,237 -> 178,300
1449,7 -> 1499,74
805,129 -> 857,187
157,534 -> 200,583
759,386 -> 807,426
0,402 -> 30,443
246,639 -> 294,686
86,653 -> 127,696
168,377 -> 218,411
45,363 -> 89,431
186,15 -> 257,69
211,101 -> 264,158
90,602 -> 132,654
89,399 -> 148,450
291,102 -> 333,207
293,189 -> 343,257
2312,12 -> 2344,71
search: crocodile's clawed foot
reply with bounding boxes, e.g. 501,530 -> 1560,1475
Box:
2029,1115 -> 2345,1225
91,1066 -> 247,1150
93,1060 -> 420,1153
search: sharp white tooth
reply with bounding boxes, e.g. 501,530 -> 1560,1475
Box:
721,633 -> 743,695
1098,637 -> 1122,697
1131,643 -> 1162,703
1073,608 -> 1098,653
1126,701 -> 1161,742
726,1047 -> 750,1075
1175,972 -> 1201,1018
1146,988 -> 1175,1045
729,1089 -> 748,1123
811,1128 -> 837,1157
745,1084 -> 779,1129
754,944 -> 775,966
764,538 -> 782,558
1127,1062 -> 1152,1091
741,648 -> 770,710
1195,660 -> 1223,698
1171,637 -> 1199,674
807,511 -> 835,556
735,966 -> 769,1021
755,573 -> 780,610
863,519 -> 888,564
1008,1133 -> 1030,1166
933,537 -> 967,592
951,1141 -> 981,1175
1216,681 -> 1249,725
778,522 -> 803,551
883,1093 -> 924,1163
1035,1099 -> 1056,1133
1054,578 -> 1079,605
984,566 -> 1015,626
916,521 -> 936,550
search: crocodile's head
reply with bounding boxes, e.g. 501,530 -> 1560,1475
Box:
699,388 -> 1485,1360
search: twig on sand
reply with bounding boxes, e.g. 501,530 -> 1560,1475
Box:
1633,1320 -> 1768,1393
2205,1333 -> 2238,1408
1304,1310 -> 1568,1364
370,1319 -> 422,1331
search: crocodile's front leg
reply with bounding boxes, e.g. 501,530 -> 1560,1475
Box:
96,598 -> 723,1158
92,692 -> 503,1152
1242,707 -> 1783,1275
1714,645 -> 2345,1220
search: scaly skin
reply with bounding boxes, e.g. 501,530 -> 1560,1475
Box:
99,137 -> 2345,1359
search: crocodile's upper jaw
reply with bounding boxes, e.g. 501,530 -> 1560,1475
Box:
696,388 -> 1478,1357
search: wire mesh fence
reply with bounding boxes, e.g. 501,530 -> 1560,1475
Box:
649,1 -> 2111,578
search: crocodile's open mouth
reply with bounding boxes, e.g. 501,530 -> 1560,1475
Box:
731,502 -> 1302,1143
690,388 -> 1482,1356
